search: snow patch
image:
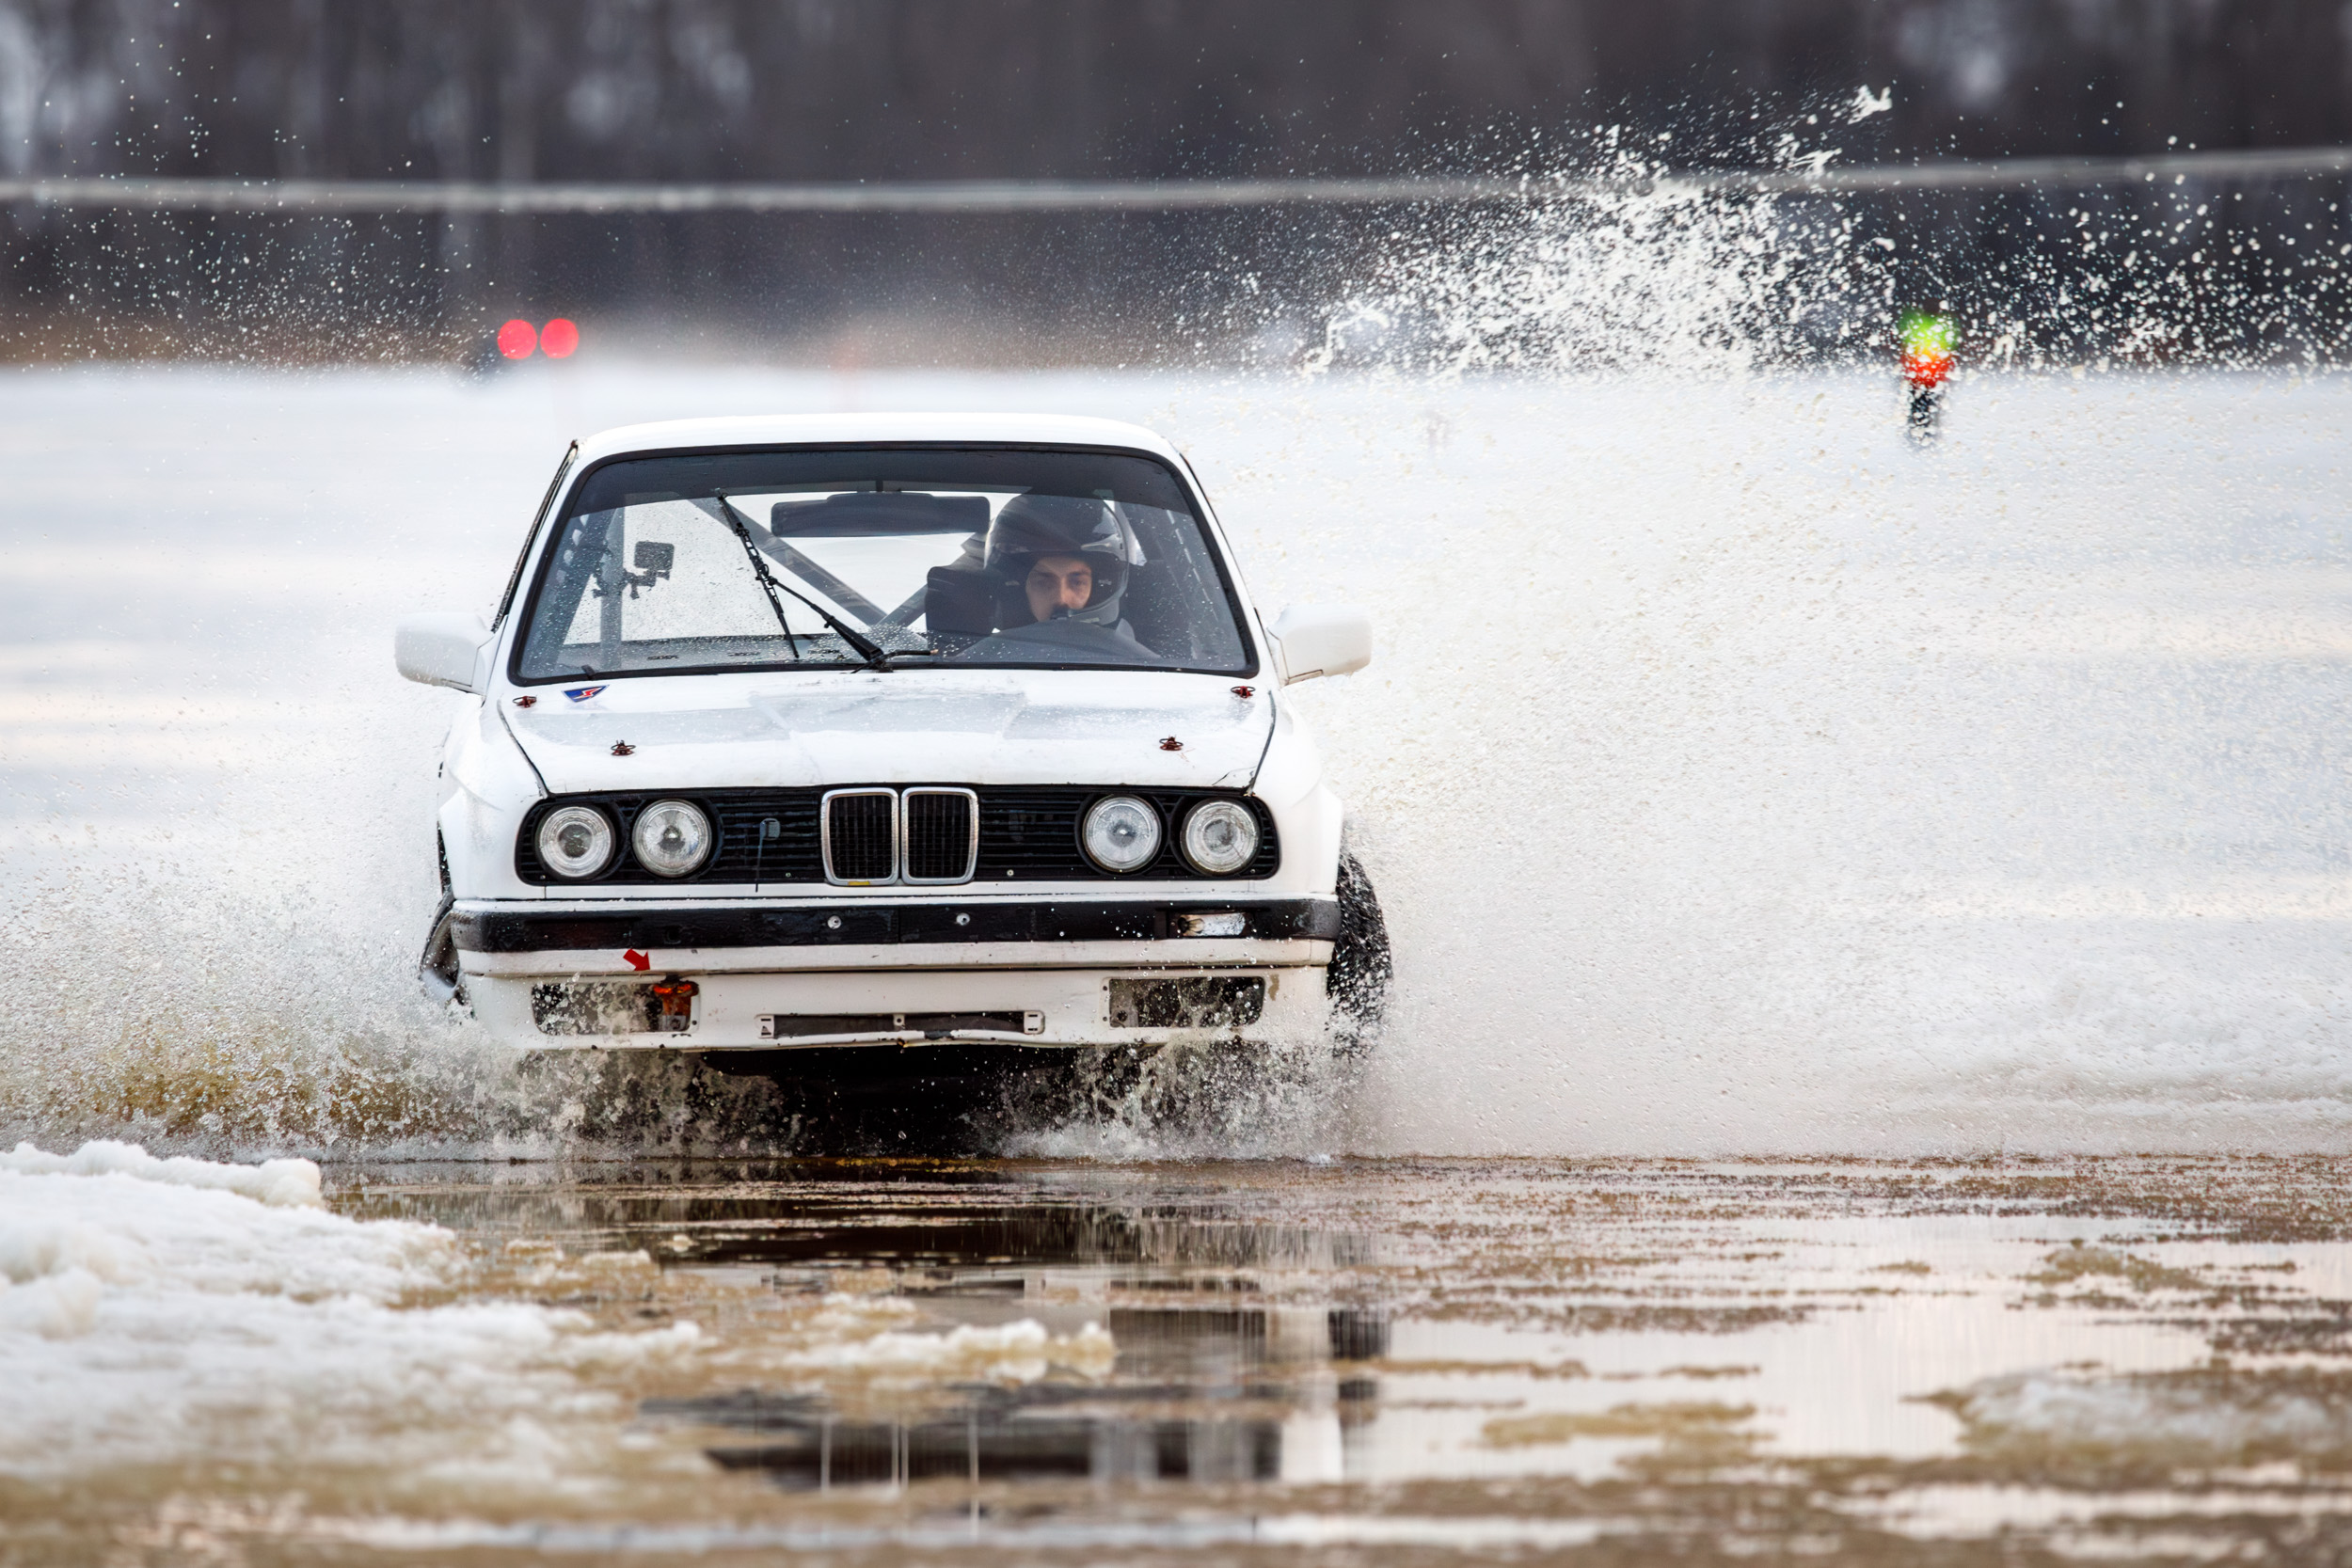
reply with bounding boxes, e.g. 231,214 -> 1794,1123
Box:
0,1143 -> 698,1483
2,1138 -> 323,1208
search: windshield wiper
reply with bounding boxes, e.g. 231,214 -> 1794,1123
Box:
710,495 -> 891,670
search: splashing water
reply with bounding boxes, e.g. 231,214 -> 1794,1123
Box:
1296,149 -> 1870,380
2,145 -> 2348,1158
1232,154 -> 2349,1153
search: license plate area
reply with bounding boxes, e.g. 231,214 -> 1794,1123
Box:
759,1010 -> 1044,1039
1105,976 -> 1265,1030
531,979 -> 697,1035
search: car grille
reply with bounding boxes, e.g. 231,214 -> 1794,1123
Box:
901,788 -> 977,883
823,791 -> 897,883
516,787 -> 1278,885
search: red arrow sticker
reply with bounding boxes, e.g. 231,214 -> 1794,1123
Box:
624,949 -> 650,971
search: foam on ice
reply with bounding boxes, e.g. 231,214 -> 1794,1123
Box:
0,1142 -> 694,1481
2,1136 -> 324,1207
0,1141 -> 1117,1484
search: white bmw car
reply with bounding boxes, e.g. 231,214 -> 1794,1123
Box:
397,414 -> 1386,1074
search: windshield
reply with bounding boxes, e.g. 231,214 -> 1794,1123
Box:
514,447 -> 1253,682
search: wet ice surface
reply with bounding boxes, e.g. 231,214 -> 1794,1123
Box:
7,362 -> 2352,1553
4,362 -> 2351,1156
19,1153 -> 2352,1563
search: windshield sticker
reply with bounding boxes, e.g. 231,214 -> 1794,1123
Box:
564,685 -> 607,703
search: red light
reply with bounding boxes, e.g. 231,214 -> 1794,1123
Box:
541,318 -> 580,358
496,319 -> 537,358
1902,352 -> 1954,390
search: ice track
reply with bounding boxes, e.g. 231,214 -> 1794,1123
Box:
2,362 -> 2349,1154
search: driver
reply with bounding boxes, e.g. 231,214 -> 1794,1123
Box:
1023,553 -> 1097,622
925,493 -> 1152,654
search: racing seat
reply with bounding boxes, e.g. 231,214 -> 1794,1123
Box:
923,566 -> 1018,635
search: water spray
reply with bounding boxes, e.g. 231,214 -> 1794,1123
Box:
1899,308 -> 1956,442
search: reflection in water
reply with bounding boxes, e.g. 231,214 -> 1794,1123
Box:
683,1390 -> 1288,1489
651,1307 -> 1389,1492
478,1169 -> 1405,1494
254,1159 -> 2352,1561
355,1161 -> 1406,1497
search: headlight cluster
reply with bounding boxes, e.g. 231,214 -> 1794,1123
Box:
1081,796 -> 1161,873
1180,799 -> 1259,875
1081,796 -> 1259,876
533,793 -> 1259,881
535,805 -> 615,879
631,799 -> 712,878
534,799 -> 712,880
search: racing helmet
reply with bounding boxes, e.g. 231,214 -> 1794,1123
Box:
982,493 -> 1136,626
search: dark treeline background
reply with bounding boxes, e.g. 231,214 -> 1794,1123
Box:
1,0 -> 2347,363
6,0 -> 2345,179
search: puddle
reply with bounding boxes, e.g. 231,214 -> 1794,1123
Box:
24,1157 -> 2352,1562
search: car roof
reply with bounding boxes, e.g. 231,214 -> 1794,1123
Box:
572,413 -> 1190,469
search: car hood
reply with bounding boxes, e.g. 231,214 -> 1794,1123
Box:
504,670 -> 1274,796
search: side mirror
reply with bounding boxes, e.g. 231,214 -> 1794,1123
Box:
395,610 -> 492,692
1270,604 -> 1372,685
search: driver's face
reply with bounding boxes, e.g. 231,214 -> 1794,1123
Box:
1025,555 -> 1095,621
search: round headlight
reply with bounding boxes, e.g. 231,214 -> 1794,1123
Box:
630,799 -> 713,879
536,805 -> 615,879
1181,799 -> 1261,875
1081,795 -> 1162,874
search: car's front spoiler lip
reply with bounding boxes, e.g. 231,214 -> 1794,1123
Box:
450,896 -> 1340,953
458,938 -> 1331,979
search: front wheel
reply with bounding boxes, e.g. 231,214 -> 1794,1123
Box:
417,890 -> 463,1006
1327,847 -> 1391,1054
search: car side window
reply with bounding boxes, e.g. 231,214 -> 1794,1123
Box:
492,442 -> 578,632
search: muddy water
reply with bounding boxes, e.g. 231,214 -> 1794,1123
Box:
22,1155 -> 2352,1564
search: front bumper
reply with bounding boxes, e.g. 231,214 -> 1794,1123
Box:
451,895 -> 1337,1050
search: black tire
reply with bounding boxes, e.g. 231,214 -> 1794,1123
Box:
417,890 -> 463,1006
1327,847 -> 1392,1053
418,832 -> 464,1005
